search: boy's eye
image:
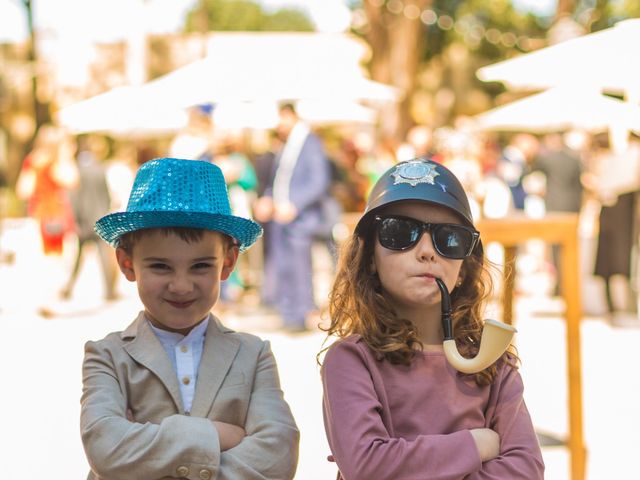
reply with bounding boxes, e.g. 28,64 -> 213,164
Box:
193,262 -> 213,270
150,263 -> 170,270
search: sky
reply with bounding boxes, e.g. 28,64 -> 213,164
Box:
0,0 -> 554,43
0,0 -> 352,42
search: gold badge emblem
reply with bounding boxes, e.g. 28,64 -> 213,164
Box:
391,160 -> 439,187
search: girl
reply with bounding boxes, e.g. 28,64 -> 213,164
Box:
321,157 -> 544,479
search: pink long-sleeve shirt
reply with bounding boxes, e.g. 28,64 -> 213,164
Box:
321,335 -> 544,480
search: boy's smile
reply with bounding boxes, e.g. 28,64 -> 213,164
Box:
116,229 -> 238,334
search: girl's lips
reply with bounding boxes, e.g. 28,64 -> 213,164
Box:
416,274 -> 436,279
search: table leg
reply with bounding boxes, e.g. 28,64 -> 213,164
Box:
561,239 -> 586,480
502,246 -> 517,325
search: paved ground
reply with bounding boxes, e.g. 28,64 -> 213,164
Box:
1,218 -> 639,479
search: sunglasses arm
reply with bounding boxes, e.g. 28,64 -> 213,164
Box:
435,278 -> 516,374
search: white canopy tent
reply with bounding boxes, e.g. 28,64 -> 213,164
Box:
57,33 -> 398,134
57,86 -> 188,135
144,33 -> 399,106
472,87 -> 640,133
476,19 -> 640,101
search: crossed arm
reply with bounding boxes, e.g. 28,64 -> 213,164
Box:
81,340 -> 299,480
321,341 -> 544,480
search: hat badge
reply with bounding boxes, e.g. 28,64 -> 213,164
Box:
391,160 -> 439,187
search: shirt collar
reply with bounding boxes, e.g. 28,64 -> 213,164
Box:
147,315 -> 210,346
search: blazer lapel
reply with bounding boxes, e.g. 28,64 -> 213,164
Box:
189,316 -> 240,418
122,313 -> 185,413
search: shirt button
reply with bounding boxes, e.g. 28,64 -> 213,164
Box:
180,345 -> 188,353
199,469 -> 212,480
182,376 -> 191,385
176,465 -> 189,477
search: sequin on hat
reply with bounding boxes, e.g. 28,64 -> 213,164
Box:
95,158 -> 262,252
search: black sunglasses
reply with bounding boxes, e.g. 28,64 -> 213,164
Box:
374,214 -> 480,259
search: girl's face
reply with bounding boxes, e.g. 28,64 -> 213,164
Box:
372,201 -> 465,316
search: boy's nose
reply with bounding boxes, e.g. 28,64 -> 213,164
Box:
168,273 -> 194,294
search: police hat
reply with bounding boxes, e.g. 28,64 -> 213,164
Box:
356,157 -> 477,236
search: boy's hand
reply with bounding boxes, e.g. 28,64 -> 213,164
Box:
470,428 -> 500,462
213,421 -> 246,451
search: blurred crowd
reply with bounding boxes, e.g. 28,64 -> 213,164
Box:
9,107 -> 640,326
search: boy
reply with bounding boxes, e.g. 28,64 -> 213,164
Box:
81,158 -> 299,480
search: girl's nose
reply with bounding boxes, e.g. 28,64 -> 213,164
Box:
415,230 -> 437,262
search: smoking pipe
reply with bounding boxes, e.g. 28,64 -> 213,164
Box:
435,278 -> 517,374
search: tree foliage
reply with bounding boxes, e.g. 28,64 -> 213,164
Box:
184,0 -> 314,32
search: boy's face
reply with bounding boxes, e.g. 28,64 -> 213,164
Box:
116,230 -> 238,333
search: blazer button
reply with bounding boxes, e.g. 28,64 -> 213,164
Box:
199,469 -> 212,480
176,465 -> 190,477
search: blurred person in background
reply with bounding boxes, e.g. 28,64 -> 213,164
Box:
477,133 -> 514,219
253,102 -> 332,333
586,132 -> 640,323
252,132 -> 282,308
211,130 -> 258,306
396,124 -> 434,162
355,131 -> 397,196
527,131 -> 585,295
16,124 -> 78,255
331,137 -> 369,214
169,104 -> 215,160
434,125 -> 484,221
60,134 -> 118,302
499,133 -> 540,211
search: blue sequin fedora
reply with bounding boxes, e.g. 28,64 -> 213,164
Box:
95,158 -> 262,251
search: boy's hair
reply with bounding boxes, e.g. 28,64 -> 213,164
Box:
117,227 -> 236,255
321,228 -> 518,386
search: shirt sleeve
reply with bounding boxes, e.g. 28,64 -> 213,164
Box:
216,340 -> 300,480
81,340 -> 221,480
322,340 -> 482,480
466,363 -> 545,480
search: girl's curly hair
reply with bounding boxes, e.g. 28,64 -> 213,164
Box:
321,229 -> 518,386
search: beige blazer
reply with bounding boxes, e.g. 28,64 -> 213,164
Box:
81,313 -> 299,480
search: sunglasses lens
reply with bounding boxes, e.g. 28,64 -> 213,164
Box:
432,225 -> 474,259
378,217 -> 420,250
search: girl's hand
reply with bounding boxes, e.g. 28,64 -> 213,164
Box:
470,428 -> 500,462
213,421 -> 246,451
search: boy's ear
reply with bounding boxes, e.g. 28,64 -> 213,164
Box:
116,247 -> 136,282
220,245 -> 240,281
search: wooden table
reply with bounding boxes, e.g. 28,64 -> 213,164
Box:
339,211 -> 586,480
477,213 -> 585,480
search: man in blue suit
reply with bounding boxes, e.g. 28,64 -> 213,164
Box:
254,103 -> 332,332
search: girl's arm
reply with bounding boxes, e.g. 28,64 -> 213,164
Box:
467,363 -> 545,479
322,340 -> 482,480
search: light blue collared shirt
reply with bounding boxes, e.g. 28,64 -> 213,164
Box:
147,315 -> 209,414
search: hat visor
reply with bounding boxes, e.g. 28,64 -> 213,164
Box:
95,210 -> 262,252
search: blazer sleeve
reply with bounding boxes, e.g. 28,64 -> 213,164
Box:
289,134 -> 331,213
81,340 -> 221,480
322,341 -> 482,480
217,340 -> 300,479
466,365 -> 545,479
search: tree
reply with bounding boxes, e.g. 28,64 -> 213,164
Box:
360,0 -> 430,140
353,0 -> 543,139
184,0 -> 314,33
21,0 -> 50,143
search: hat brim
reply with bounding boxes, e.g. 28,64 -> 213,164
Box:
95,210 -> 262,252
